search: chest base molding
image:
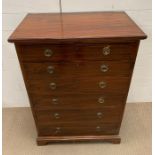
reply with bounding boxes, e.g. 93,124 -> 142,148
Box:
37,135 -> 121,145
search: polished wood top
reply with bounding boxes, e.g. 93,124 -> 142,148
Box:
8,12 -> 147,43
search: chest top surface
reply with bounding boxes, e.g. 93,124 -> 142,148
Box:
8,12 -> 146,43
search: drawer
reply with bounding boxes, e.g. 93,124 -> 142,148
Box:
23,62 -> 76,80
18,43 -> 136,62
19,45 -> 75,62
76,61 -> 132,77
77,43 -> 137,60
32,93 -> 125,110
27,77 -> 130,95
23,60 -> 132,80
36,108 -> 122,125
76,77 -> 129,93
38,122 -> 120,136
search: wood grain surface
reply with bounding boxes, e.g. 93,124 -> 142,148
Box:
9,12 -> 147,145
8,12 -> 147,43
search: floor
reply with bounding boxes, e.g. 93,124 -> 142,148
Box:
3,103 -> 151,155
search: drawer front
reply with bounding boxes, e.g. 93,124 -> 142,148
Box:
36,108 -> 122,125
23,60 -> 132,80
76,61 -> 132,77
18,43 -> 136,62
19,45 -> 75,62
15,42 -> 138,139
23,62 -> 76,80
76,77 -> 129,93
27,77 -> 129,95
38,122 -> 120,136
77,43 -> 136,60
32,93 -> 125,110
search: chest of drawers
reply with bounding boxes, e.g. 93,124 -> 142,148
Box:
8,12 -> 147,145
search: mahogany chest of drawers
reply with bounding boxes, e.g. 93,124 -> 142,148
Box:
8,12 -> 147,145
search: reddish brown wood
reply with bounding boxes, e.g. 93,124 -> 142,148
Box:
23,61 -> 132,79
15,43 -> 137,62
26,76 -> 130,94
8,12 -> 147,145
77,43 -> 138,61
38,123 -> 120,136
35,107 -> 122,125
18,45 -> 76,62
31,93 -> 125,110
8,12 -> 146,43
37,135 -> 121,145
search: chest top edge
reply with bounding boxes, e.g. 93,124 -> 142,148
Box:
8,12 -> 147,44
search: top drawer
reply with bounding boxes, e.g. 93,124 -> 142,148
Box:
18,45 -> 75,62
77,43 -> 137,61
18,43 -> 137,62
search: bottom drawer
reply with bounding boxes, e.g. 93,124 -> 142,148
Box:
38,122 -> 120,136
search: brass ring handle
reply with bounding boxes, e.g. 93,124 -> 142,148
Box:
44,49 -> 53,57
99,81 -> 106,89
96,126 -> 101,132
55,127 -> 61,133
103,45 -> 111,55
49,82 -> 56,90
47,66 -> 54,74
98,97 -> 105,104
101,64 -> 108,72
97,112 -> 103,118
52,98 -> 58,104
54,113 -> 60,119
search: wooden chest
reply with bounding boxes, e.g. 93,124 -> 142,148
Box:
8,12 -> 147,145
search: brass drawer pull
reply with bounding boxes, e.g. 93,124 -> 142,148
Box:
99,81 -> 106,89
98,97 -> 105,104
96,126 -> 101,132
101,64 -> 108,72
49,82 -> 56,90
97,112 -> 103,118
44,49 -> 53,57
55,127 -> 61,133
103,45 -> 111,55
47,66 -> 54,74
54,113 -> 60,119
52,98 -> 59,104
